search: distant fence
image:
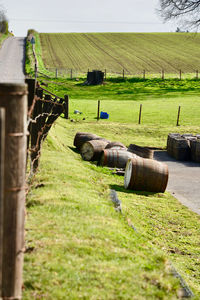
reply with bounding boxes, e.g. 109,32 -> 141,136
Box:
68,98 -> 200,128
44,67 -> 200,80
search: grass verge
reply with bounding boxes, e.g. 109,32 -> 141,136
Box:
24,118 -> 200,299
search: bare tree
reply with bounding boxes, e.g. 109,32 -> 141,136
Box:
159,0 -> 200,29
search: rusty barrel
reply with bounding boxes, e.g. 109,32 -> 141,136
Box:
100,149 -> 136,169
127,144 -> 154,159
81,139 -> 109,161
105,141 -> 127,150
124,157 -> 168,193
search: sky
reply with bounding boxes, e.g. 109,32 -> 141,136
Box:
2,0 -> 177,37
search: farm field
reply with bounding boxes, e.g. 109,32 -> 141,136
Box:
24,32 -> 200,298
42,77 -> 200,129
39,32 -> 200,74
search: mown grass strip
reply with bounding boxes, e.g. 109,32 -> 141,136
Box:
23,118 -> 200,299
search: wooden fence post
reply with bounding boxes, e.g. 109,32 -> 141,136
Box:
97,100 -> 100,120
25,78 -> 36,111
0,83 -> 27,299
162,69 -> 164,80
179,70 -> 182,80
30,88 -> 43,172
143,70 -> 146,80
64,95 -> 69,119
0,108 -> 5,298
123,69 -> 125,80
196,70 -> 198,79
71,69 -> 73,79
176,106 -> 181,126
55,68 -> 58,78
138,104 -> 142,124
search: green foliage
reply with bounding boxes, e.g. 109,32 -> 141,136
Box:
0,33 -> 9,47
27,29 -> 38,36
25,29 -> 47,76
1,20 -> 8,34
39,32 -> 200,74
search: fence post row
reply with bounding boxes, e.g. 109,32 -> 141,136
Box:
0,108 -> 5,297
0,83 -> 27,299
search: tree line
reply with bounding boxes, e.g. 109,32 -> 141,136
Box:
0,4 -> 8,34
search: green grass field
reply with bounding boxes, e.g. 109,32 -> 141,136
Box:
40,77 -> 200,130
24,118 -> 200,299
39,32 -> 200,74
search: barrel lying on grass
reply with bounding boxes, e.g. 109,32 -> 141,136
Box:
127,144 -> 154,159
81,140 -> 109,161
74,132 -> 110,150
105,141 -> 127,150
124,156 -> 168,193
100,149 -> 136,169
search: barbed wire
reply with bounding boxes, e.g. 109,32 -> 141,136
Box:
26,87 -> 65,183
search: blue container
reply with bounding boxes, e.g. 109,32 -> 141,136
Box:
100,111 -> 109,119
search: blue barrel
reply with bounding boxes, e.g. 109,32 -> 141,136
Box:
100,111 -> 109,119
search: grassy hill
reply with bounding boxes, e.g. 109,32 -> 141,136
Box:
39,32 -> 200,74
24,117 -> 200,299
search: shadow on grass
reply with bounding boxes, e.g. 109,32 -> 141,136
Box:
107,77 -> 146,83
68,146 -> 79,154
110,184 -> 157,197
26,199 -> 43,208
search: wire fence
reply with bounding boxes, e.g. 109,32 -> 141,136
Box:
43,67 -> 200,80
68,98 -> 200,127
27,81 -> 68,177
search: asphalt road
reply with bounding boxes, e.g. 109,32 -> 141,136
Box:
0,37 -> 25,83
154,151 -> 200,215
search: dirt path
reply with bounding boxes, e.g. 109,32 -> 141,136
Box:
154,151 -> 200,215
0,37 -> 25,83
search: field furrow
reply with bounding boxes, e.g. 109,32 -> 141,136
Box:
39,33 -> 200,74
